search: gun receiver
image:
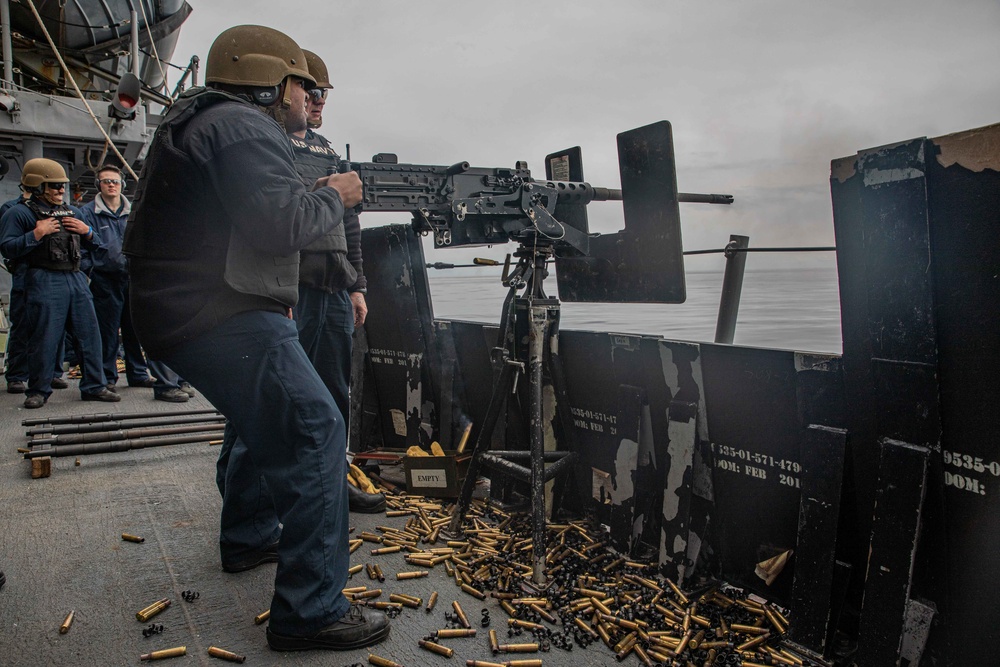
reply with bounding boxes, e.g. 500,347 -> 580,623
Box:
340,154 -> 619,254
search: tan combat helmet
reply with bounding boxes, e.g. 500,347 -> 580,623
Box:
21,158 -> 69,191
206,25 -> 315,88
302,50 -> 333,90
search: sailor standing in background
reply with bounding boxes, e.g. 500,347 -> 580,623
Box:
2,190 -> 67,393
123,25 -> 389,651
0,158 -> 120,408
81,164 -> 190,402
289,49 -> 383,513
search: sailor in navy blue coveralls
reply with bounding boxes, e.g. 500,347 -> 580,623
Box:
0,180 -> 116,406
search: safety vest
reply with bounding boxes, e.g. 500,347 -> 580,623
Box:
23,199 -> 81,271
288,134 -> 349,255
123,87 -> 300,306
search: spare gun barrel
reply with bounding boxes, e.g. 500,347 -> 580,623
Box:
23,431 -> 225,459
27,415 -> 225,437
22,409 -> 219,427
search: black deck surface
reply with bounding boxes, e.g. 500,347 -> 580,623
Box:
0,380 -> 594,667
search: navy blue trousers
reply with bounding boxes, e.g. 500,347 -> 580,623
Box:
5,267 -> 63,383
162,311 -> 350,635
89,271 -> 149,385
294,287 -> 355,427
24,268 -> 106,398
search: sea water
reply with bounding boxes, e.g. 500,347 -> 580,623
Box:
427,265 -> 842,355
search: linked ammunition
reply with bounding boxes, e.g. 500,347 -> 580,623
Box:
122,533 -> 145,543
434,628 -> 477,638
59,610 -> 74,634
207,646 -> 246,663
397,570 -> 429,580
136,598 -> 170,622
418,639 -> 454,658
253,609 -> 270,625
139,646 -> 187,661
368,655 -> 404,667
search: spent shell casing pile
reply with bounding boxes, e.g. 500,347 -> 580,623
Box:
357,488 -> 818,666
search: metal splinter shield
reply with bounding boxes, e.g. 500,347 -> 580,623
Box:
552,120 -> 687,304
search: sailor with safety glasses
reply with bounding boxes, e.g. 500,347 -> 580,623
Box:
0,158 -> 120,408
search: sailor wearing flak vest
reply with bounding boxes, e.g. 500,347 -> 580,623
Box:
0,158 -> 120,408
289,48 -> 384,514
122,25 -> 390,652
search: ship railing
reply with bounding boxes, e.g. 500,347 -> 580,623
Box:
425,237 -> 837,345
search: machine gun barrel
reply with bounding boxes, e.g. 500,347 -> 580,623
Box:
678,193 -> 734,205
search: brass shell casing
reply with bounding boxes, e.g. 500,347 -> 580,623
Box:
139,646 -> 187,661
207,646 -> 246,663
59,610 -> 74,634
418,639 -> 454,658
136,599 -> 171,622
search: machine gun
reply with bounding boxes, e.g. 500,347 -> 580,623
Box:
339,155 -> 617,255
339,121 -> 731,304
339,150 -> 731,258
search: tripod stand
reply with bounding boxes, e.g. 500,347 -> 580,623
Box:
447,239 -> 579,587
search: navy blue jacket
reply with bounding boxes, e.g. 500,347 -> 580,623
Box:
81,195 -> 131,276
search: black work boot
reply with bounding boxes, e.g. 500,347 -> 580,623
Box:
82,388 -> 121,402
221,540 -> 280,573
266,605 -> 390,651
347,483 -> 386,514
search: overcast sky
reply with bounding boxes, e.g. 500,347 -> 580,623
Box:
168,1 -> 1000,271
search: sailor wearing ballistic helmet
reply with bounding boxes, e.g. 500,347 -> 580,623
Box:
123,25 -> 389,652
0,158 -> 119,408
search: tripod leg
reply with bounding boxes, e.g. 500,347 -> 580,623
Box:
447,361 -> 515,534
527,305 -> 549,585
